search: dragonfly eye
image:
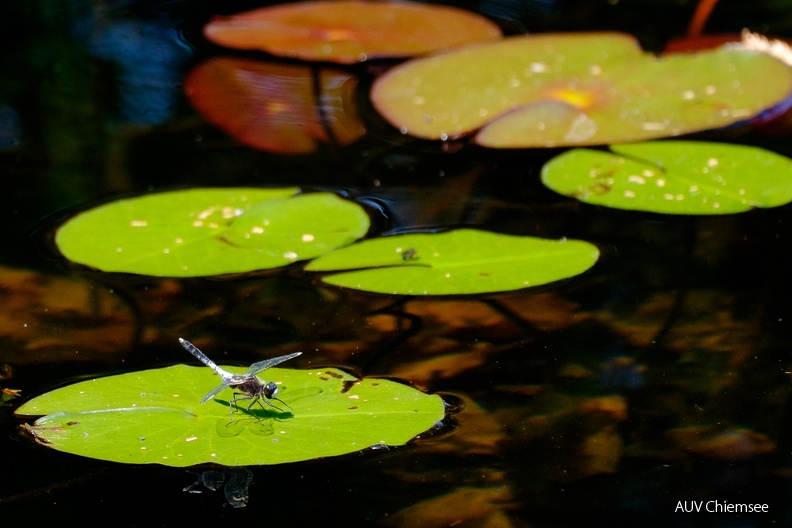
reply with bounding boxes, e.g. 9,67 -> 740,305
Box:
263,381 -> 279,398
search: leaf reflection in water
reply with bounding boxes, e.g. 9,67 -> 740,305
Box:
184,468 -> 254,508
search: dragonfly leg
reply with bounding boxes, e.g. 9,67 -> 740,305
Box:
247,397 -> 273,419
229,392 -> 254,423
268,397 -> 292,412
252,396 -> 289,414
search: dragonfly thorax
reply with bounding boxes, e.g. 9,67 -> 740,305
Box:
235,378 -> 264,397
233,378 -> 279,399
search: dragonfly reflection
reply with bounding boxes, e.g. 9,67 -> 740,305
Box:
179,338 -> 301,422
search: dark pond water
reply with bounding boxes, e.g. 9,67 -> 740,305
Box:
3,0 -> 792,525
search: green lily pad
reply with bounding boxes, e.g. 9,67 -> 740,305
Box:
370,33 -> 792,147
305,229 -> 600,295
541,141 -> 792,214
55,188 -> 371,277
16,364 -> 444,466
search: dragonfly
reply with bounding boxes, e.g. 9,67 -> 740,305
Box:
179,338 -> 302,422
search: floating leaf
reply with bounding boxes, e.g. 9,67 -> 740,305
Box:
16,363 -> 444,466
371,33 -> 792,147
55,188 -> 370,277
184,58 -> 365,153
541,141 -> 792,214
203,0 -> 502,64
305,229 -> 600,295
2,387 -> 21,405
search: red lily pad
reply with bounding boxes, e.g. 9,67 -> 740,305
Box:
184,58 -> 365,153
371,32 -> 792,148
202,0 -> 502,64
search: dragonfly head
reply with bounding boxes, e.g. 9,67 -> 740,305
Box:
263,381 -> 279,399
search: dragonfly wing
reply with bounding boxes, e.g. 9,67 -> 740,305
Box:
247,351 -> 302,376
180,338 -> 233,379
200,382 -> 230,403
